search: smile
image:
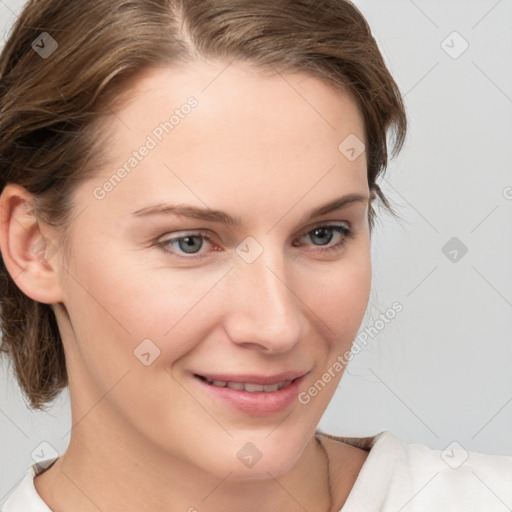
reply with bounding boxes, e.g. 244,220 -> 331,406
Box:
192,371 -> 308,415
197,375 -> 293,392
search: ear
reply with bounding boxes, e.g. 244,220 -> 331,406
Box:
0,183 -> 65,304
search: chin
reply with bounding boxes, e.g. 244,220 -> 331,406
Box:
200,435 -> 305,481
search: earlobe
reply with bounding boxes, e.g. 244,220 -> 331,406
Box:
0,183 -> 64,304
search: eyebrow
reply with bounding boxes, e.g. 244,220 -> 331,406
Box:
131,193 -> 369,226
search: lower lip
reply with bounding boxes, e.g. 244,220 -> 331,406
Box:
193,373 -> 307,416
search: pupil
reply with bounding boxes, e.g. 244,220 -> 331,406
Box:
180,236 -> 202,253
312,227 -> 333,246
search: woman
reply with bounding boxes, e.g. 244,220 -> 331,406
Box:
0,1 -> 510,511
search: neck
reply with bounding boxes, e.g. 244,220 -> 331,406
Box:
35,411 -> 333,512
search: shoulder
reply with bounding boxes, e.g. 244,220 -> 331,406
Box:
319,430 -> 512,511
398,436 -> 512,509
1,458 -> 57,512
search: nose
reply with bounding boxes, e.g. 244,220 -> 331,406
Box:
222,244 -> 303,354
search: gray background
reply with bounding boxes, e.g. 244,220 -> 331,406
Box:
1,0 -> 511,504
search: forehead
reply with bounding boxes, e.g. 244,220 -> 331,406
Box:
102,59 -> 365,151
115,59 -> 364,128
86,60 -> 368,220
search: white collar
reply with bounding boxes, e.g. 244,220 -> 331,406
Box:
2,457 -> 58,512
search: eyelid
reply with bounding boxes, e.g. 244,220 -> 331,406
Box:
298,220 -> 351,236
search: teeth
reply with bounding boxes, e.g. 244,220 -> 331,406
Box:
244,383 -> 265,392
227,381 -> 245,390
205,378 -> 292,392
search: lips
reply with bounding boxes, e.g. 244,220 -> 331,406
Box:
192,370 -> 309,415
194,370 -> 306,387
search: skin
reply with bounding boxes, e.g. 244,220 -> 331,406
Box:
0,59 -> 373,511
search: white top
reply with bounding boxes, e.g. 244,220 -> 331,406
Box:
2,430 -> 512,511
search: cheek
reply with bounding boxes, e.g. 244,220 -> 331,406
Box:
61,244 -> 228,369
302,251 -> 372,339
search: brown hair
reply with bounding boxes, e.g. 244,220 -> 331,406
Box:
0,0 -> 407,410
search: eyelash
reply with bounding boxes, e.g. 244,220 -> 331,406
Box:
156,223 -> 354,260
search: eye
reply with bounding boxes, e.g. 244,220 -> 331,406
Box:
156,223 -> 354,260
294,223 -> 354,253
157,232 -> 213,259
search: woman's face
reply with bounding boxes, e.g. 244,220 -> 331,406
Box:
53,60 -> 372,478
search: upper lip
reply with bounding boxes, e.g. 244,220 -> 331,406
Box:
193,370 -> 309,385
